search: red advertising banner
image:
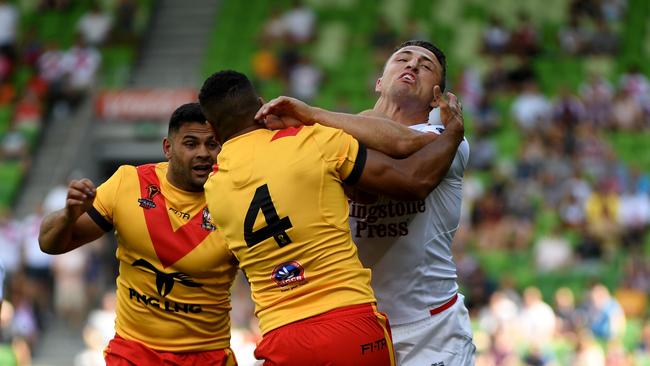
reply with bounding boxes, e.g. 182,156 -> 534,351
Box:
95,89 -> 198,120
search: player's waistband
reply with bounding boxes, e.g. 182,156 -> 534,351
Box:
275,303 -> 379,330
105,334 -> 236,365
428,293 -> 458,316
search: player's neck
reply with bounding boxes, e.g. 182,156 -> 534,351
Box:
220,120 -> 262,143
374,96 -> 430,126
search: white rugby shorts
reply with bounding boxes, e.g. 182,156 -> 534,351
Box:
392,293 -> 475,366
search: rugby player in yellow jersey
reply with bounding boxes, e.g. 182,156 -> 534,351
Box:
198,70 -> 464,365
39,103 -> 238,366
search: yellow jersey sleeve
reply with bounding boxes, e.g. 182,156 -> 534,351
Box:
310,124 -> 367,184
88,165 -> 131,231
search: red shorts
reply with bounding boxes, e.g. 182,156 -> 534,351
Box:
255,303 -> 395,366
104,334 -> 237,366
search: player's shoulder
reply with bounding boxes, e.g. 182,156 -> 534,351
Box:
418,124 -> 469,157
104,163 -> 162,184
412,124 -> 469,142
105,164 -> 136,179
309,123 -> 351,141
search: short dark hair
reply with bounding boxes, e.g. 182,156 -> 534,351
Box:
168,102 -> 207,136
198,70 -> 261,133
394,40 -> 447,92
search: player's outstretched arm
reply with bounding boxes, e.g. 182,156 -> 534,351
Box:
39,179 -> 105,254
354,91 -> 464,200
256,96 -> 436,158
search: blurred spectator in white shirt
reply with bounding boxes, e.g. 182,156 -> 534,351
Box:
21,207 -> 54,322
76,3 -> 112,47
511,82 -> 552,131
0,0 -> 18,56
74,291 -> 116,366
482,15 -> 510,55
62,37 -> 101,98
288,56 -> 321,102
282,1 -> 315,44
478,291 -> 520,337
534,227 -> 573,272
0,210 -> 21,278
519,287 -> 557,346
52,247 -> 88,328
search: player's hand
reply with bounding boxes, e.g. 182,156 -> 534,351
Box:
434,86 -> 464,133
64,179 -> 96,222
255,96 -> 316,130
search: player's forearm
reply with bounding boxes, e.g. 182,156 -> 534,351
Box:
39,209 -> 80,254
400,124 -> 464,197
310,107 -> 434,158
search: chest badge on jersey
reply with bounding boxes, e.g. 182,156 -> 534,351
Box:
271,260 -> 306,288
138,184 -> 160,209
200,208 -> 217,232
133,258 -> 203,297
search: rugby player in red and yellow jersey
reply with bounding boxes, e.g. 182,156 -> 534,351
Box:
39,103 -> 238,366
198,70 -> 464,365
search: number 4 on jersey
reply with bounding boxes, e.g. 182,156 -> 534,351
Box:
244,184 -> 293,248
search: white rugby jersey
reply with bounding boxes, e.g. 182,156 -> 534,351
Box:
350,123 -> 469,324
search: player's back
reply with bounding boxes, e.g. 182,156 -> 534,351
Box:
205,125 -> 375,334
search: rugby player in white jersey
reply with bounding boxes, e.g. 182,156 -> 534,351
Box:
256,40 -> 474,365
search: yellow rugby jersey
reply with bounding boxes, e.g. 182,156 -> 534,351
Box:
88,162 -> 237,352
204,125 -> 376,335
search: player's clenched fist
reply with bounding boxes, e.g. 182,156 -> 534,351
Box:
64,178 -> 97,221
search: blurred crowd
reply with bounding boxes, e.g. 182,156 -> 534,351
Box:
0,0 -> 142,196
453,0 -> 650,364
0,182 -> 116,365
251,0 -> 322,102
0,1 -> 147,365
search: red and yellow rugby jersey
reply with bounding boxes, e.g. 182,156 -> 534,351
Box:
88,162 -> 237,352
204,125 -> 376,335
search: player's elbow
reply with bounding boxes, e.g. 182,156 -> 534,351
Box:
38,235 -> 64,255
395,177 -> 436,201
412,181 -> 436,200
409,173 -> 444,200
391,140 -> 415,159
39,239 -> 57,255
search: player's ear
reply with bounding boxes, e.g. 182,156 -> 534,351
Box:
429,96 -> 439,109
430,86 -> 441,109
375,77 -> 382,93
162,137 -> 172,160
375,78 -> 382,92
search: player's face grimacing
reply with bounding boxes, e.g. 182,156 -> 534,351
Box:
164,122 -> 220,192
376,45 -> 443,107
